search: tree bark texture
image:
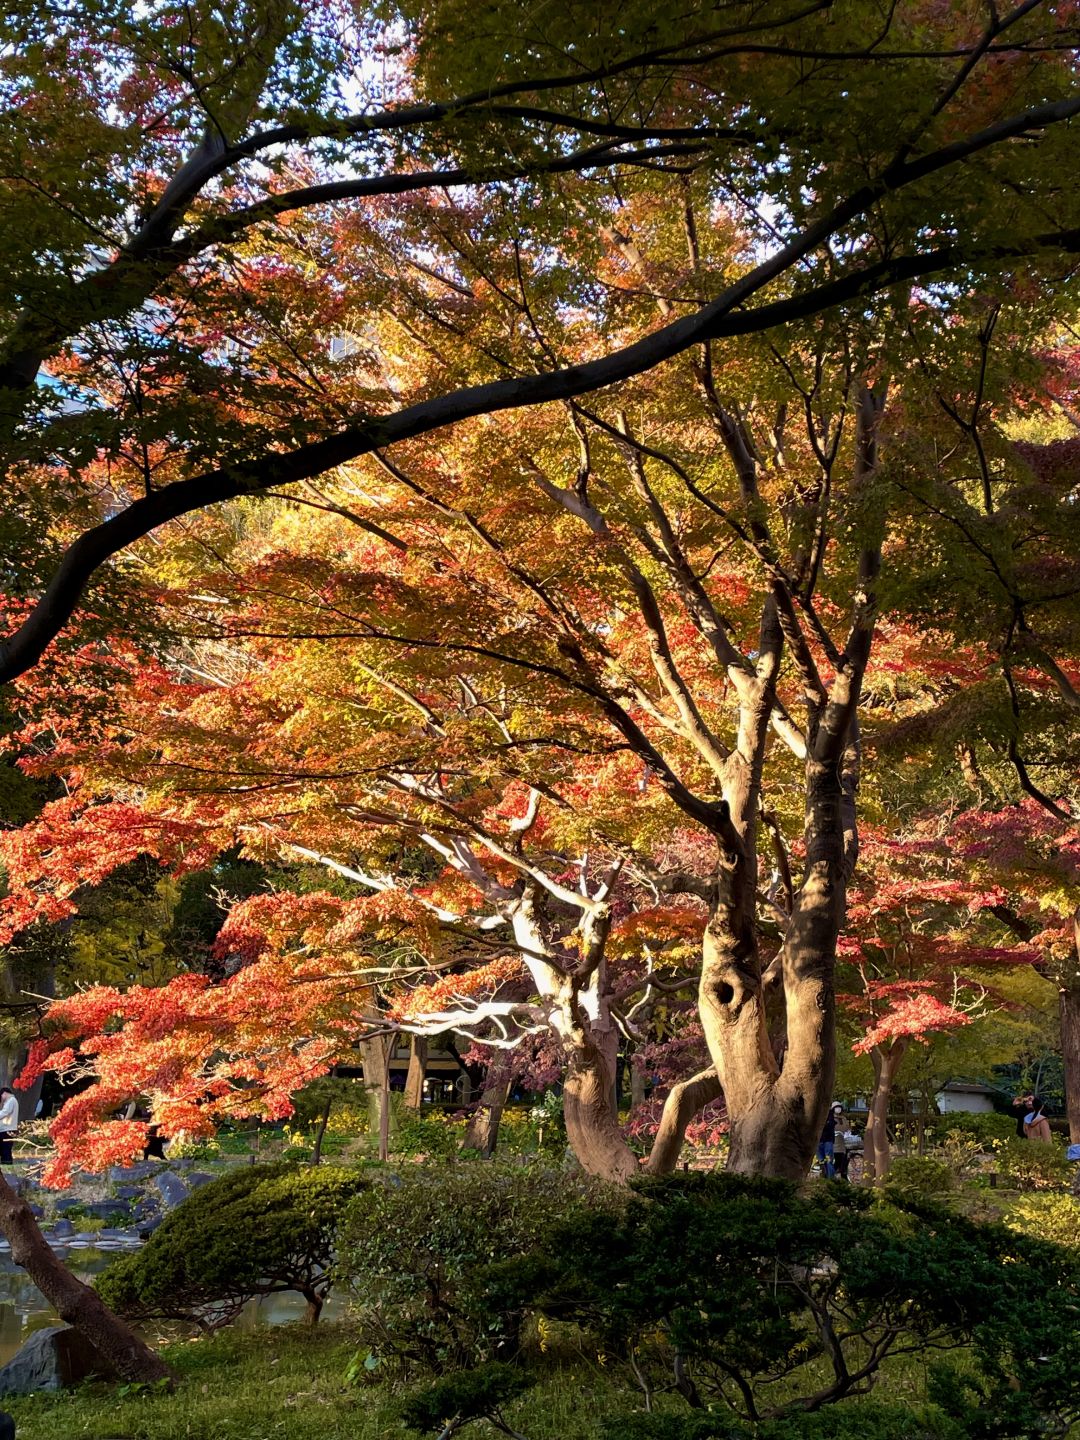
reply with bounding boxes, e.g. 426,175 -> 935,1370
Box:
701,752 -> 848,1181
863,1043 -> 906,1183
645,1067 -> 723,1175
0,1169 -> 174,1384
510,888 -> 640,1182
562,1021 -> 638,1183
462,1052 -> 513,1157
358,1036 -> 394,1161
404,1035 -> 428,1111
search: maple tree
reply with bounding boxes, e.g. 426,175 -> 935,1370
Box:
835,831 -> 1044,1178
0,1 -> 1079,1379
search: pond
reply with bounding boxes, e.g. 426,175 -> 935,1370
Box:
0,1242 -> 340,1367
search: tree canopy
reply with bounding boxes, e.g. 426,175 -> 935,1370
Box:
0,0 -> 1079,1187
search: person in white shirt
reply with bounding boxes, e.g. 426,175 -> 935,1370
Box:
0,1088 -> 19,1166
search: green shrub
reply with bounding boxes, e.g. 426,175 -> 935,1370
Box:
600,1402 -> 967,1440
1004,1192 -> 1080,1249
489,1173 -> 1080,1436
925,1112 -> 1016,1147
995,1138 -> 1070,1191
599,1416 -> 739,1440
339,1159 -> 612,1372
97,1162 -> 367,1330
882,1154 -> 953,1196
393,1104 -> 461,1160
398,1362 -> 533,1436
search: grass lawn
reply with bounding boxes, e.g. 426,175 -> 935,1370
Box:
4,1322 -> 636,1440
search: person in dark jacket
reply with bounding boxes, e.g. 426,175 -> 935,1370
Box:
817,1107 -> 836,1178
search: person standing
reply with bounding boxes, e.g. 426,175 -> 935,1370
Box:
0,1087 -> 20,1166
817,1106 -> 837,1178
1023,1097 -> 1053,1143
832,1105 -> 850,1180
1012,1092 -> 1035,1138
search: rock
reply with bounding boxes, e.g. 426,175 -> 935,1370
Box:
51,1219 -> 75,1239
80,1200 -> 129,1222
138,1214 -> 165,1240
0,1325 -> 117,1396
152,1171 -> 189,1209
108,1163 -> 160,1182
0,1409 -> 13,1439
185,1171 -> 214,1191
28,1203 -> 44,1219
53,1197 -> 81,1213
113,1184 -> 143,1200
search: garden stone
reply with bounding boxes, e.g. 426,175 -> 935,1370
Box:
81,1200 -> 127,1222
152,1171 -> 189,1209
53,1197 -> 81,1213
27,1203 -> 43,1219
51,1219 -> 74,1239
0,1410 -> 12,1439
186,1172 -> 214,1190
138,1214 -> 164,1240
113,1185 -> 143,1200
0,1325 -> 117,1396
108,1163 -> 158,1182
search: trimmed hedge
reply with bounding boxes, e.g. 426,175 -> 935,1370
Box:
97,1162 -> 367,1330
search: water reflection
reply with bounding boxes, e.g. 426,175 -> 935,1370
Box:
0,1247 -> 341,1366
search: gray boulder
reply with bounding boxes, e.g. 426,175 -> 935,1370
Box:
0,1325 -> 117,1396
53,1196 -> 81,1213
0,1409 -> 13,1438
152,1171 -> 189,1209
108,1162 -> 160,1182
80,1200 -> 128,1222
185,1171 -> 214,1191
50,1219 -> 74,1239
137,1214 -> 165,1240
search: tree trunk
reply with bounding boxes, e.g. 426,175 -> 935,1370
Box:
701,770 -> 848,1180
646,1067 -> 723,1175
0,1170 -> 173,1384
629,1053 -> 648,1110
358,1036 -> 394,1161
462,1052 -> 513,1157
562,1024 -> 638,1183
310,1090 -> 333,1167
509,889 -> 639,1182
404,1036 -> 428,1111
863,1044 -> 904,1183
1062,911 -> 1080,1144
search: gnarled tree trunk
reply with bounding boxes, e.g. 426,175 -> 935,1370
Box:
0,1170 -> 173,1384
510,882 -> 640,1183
645,1067 -> 722,1174
563,1021 -> 638,1183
